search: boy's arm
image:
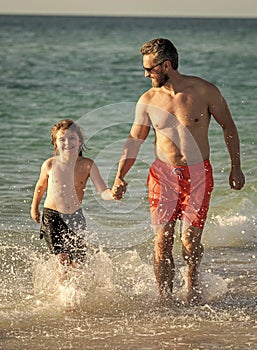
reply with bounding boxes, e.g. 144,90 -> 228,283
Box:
30,161 -> 49,223
89,160 -> 114,201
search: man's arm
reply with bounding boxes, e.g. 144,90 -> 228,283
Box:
112,101 -> 151,198
208,85 -> 245,190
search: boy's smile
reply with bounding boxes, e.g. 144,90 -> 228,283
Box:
56,129 -> 80,155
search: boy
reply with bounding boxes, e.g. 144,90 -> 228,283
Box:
31,119 -> 115,267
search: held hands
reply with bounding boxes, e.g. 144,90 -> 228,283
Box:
112,178 -> 128,200
229,167 -> 245,190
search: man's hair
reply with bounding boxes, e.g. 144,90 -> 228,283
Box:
51,118 -> 85,155
140,38 -> 178,70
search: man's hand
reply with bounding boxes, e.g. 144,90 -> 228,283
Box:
31,208 -> 41,223
112,178 -> 128,200
229,167 -> 245,190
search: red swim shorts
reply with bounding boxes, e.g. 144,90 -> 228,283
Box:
147,159 -> 214,228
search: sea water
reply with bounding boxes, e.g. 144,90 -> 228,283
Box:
0,15 -> 256,349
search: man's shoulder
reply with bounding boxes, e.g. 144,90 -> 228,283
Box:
184,74 -> 218,91
138,88 -> 158,103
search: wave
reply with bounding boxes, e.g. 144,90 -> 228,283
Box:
204,198 -> 257,248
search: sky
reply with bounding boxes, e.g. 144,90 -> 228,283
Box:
0,0 -> 256,18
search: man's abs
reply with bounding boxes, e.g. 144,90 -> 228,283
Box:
154,130 -> 210,166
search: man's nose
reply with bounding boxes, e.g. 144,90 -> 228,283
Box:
144,70 -> 151,78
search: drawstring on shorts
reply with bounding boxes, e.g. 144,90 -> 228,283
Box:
172,167 -> 185,179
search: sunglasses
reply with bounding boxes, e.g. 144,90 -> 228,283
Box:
143,59 -> 167,72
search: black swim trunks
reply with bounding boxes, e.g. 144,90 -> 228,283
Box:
40,207 -> 87,263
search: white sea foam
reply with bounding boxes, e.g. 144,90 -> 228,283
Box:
204,198 -> 257,248
177,267 -> 228,304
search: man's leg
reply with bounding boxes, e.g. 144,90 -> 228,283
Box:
181,225 -> 204,304
153,221 -> 176,298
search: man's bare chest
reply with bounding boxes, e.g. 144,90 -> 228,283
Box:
148,93 -> 209,129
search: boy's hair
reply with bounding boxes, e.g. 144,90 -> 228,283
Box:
140,38 -> 179,70
51,119 -> 86,155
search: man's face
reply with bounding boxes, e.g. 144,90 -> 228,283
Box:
142,54 -> 168,87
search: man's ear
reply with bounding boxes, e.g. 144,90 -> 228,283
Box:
164,60 -> 172,70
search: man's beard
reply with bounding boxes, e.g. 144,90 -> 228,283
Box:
152,73 -> 169,87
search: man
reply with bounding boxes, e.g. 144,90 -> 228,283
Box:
112,38 -> 245,303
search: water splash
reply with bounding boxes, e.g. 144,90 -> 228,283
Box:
177,267 -> 228,304
32,249 -> 117,312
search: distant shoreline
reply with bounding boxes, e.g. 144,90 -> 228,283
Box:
0,13 -> 256,20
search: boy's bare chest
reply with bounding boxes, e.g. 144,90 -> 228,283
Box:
49,163 -> 89,188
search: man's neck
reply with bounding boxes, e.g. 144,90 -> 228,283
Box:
163,71 -> 184,95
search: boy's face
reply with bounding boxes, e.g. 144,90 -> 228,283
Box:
55,129 -> 80,156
